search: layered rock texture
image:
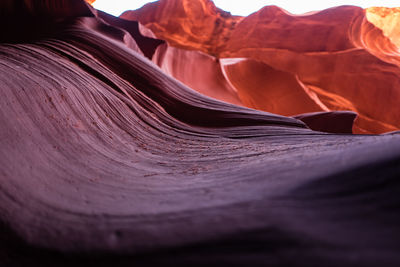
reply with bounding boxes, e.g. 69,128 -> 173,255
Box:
123,0 -> 400,134
1,0 -> 400,266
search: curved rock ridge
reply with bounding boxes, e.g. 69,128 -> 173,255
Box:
97,10 -> 165,59
1,1 -> 400,266
122,0 -> 400,134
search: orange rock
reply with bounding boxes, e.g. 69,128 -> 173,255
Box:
121,0 -> 242,56
123,0 -> 400,134
221,58 -> 325,116
367,7 -> 400,48
153,44 -> 242,106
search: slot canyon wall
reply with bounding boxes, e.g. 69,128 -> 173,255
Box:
123,0 -> 400,134
0,0 -> 399,266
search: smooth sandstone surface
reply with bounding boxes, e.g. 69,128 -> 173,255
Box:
122,0 -> 400,134
1,0 -> 400,266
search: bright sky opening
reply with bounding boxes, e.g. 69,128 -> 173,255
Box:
93,0 -> 399,17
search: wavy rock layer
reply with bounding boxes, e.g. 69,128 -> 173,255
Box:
1,1 -> 400,266
122,0 -> 400,134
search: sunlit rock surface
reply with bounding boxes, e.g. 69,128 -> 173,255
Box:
1,0 -> 400,266
122,0 -> 400,134
367,7 -> 400,48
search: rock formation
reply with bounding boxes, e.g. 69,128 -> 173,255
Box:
1,0 -> 400,266
122,0 -> 400,134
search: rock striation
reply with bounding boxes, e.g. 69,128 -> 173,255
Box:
1,0 -> 400,266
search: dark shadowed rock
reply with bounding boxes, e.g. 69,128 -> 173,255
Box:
294,111 -> 357,134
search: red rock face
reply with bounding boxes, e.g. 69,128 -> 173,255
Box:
2,1 -> 400,266
122,0 -> 400,134
153,44 -> 242,105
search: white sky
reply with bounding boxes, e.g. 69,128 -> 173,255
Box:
93,0 -> 399,17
